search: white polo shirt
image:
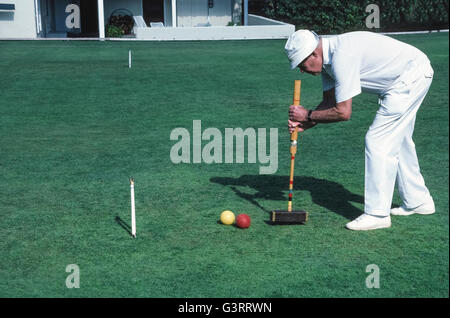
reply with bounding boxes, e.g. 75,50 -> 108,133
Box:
321,31 -> 430,103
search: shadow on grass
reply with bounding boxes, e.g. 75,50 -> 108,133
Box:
210,175 -> 364,220
115,216 -> 133,236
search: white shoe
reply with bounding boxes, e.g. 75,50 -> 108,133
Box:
345,214 -> 391,231
391,198 -> 435,216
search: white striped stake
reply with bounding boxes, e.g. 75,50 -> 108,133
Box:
128,50 -> 132,68
130,178 -> 136,238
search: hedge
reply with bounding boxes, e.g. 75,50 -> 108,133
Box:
256,0 -> 449,33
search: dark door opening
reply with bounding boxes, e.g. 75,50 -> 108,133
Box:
80,0 -> 99,37
68,0 -> 99,37
39,0 -> 99,38
143,0 -> 165,26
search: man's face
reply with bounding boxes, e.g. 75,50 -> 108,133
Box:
298,50 -> 322,75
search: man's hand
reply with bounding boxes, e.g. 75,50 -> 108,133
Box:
289,105 -> 308,122
288,105 -> 316,133
288,119 -> 316,134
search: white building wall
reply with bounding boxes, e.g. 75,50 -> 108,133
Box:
208,0 -> 232,26
164,0 -> 172,27
177,0 -> 204,27
177,0 -> 232,27
0,0 -> 37,38
231,0 -> 241,24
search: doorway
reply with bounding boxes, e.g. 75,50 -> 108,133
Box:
76,0 -> 99,37
39,0 -> 66,37
143,0 -> 165,26
39,0 -> 98,38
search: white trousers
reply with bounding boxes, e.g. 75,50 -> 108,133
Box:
364,61 -> 434,217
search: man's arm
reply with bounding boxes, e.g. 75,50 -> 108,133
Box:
288,88 -> 335,133
316,88 -> 336,110
310,98 -> 352,122
310,88 -> 352,122
289,88 -> 352,123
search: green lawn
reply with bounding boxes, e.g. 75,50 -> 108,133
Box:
0,33 -> 448,298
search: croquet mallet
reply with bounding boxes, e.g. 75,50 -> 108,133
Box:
270,80 -> 308,224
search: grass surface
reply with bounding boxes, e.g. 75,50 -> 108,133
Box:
0,33 -> 448,298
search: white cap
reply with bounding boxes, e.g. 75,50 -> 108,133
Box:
285,30 -> 319,69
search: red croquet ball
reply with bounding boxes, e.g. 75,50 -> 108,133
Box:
236,214 -> 251,229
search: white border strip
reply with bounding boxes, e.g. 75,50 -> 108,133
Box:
380,29 -> 449,35
0,29 -> 448,41
320,29 -> 449,37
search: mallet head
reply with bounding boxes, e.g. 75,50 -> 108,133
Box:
270,210 -> 308,225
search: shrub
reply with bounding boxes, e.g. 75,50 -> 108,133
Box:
109,14 -> 134,35
261,0 -> 449,33
105,24 -> 123,38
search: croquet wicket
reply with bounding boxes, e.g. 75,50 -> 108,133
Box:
129,50 -> 132,68
130,178 -> 136,238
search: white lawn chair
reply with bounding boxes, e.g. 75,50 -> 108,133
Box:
150,22 -> 164,28
133,16 -> 147,28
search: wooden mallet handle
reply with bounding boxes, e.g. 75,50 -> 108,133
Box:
288,80 -> 301,212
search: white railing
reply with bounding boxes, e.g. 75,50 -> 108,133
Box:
134,15 -> 295,40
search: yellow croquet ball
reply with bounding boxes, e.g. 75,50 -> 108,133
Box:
220,210 -> 235,225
